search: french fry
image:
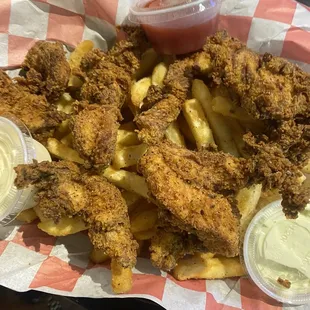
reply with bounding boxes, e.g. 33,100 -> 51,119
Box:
130,77 -> 152,114
89,248 -> 110,264
302,160 -> 310,174
135,48 -> 159,79
236,184 -> 262,235
111,259 -> 133,294
103,166 -> 148,198
178,114 -> 196,145
165,121 -> 186,147
173,253 -> 245,280
68,75 -> 83,88
212,96 -> 252,122
60,133 -> 73,147
113,144 -> 147,169
117,125 -> 140,146
133,228 -> 156,241
16,208 -> 38,223
182,98 -> 215,149
210,85 -> 231,98
192,79 -> 239,157
69,40 -> 94,69
130,203 -> 158,233
38,216 -> 89,236
56,93 -> 74,114
47,138 -> 84,164
228,119 -> 248,158
151,62 -> 168,87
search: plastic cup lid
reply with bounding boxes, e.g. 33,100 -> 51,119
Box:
243,200 -> 310,305
0,115 -> 36,225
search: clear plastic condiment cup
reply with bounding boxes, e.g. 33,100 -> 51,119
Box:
129,0 -> 222,55
243,200 -> 310,305
0,115 -> 51,225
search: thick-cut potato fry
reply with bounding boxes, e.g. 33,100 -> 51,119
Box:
130,204 -> 158,233
113,144 -> 147,169
212,96 -> 252,122
182,98 -> 215,149
111,259 -> 133,294
165,121 -> 186,147
60,133 -> 73,147
192,80 -> 239,156
210,85 -> 230,98
178,114 -> 196,145
236,184 -> 262,235
38,216 -> 89,236
103,167 -> 148,198
228,119 -> 248,158
302,160 -> 310,174
173,253 -> 245,280
16,208 -> 38,223
130,77 -> 152,114
151,62 -> 168,87
133,228 -> 156,241
135,48 -> 159,79
68,75 -> 83,88
47,138 -> 84,164
89,248 -> 110,264
256,188 -> 281,212
117,127 -> 140,146
69,40 -> 94,69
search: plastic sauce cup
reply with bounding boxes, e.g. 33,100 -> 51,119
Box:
129,0 -> 222,55
0,116 -> 51,225
243,200 -> 310,305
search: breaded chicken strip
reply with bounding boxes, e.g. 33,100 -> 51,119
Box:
150,228 -> 206,271
135,95 -> 182,144
71,105 -> 119,167
139,142 -> 243,257
18,41 -> 70,102
14,161 -> 138,268
0,70 -> 64,143
201,31 -> 310,120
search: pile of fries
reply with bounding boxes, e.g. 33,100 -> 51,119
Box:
16,39 -> 300,293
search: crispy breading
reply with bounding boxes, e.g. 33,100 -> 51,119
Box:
71,105 -> 119,167
202,31 -> 310,120
164,58 -> 194,100
150,229 -> 206,271
244,133 -> 310,218
135,95 -> 182,144
18,41 -> 70,102
141,85 -> 164,112
14,161 -> 138,268
0,70 -> 64,143
80,48 -> 105,73
139,142 -> 242,257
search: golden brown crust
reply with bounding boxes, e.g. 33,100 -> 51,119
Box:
19,41 -> 70,102
14,161 -> 138,268
139,142 -> 241,257
71,105 -> 119,167
135,95 -> 182,144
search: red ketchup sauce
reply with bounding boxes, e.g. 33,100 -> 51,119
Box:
141,0 -> 219,54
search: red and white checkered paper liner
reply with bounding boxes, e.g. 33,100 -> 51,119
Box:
0,0 -> 309,309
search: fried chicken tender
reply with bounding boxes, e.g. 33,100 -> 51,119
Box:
0,70 -> 64,143
139,142 -> 244,257
135,95 -> 182,144
18,41 -> 70,102
244,133 -> 310,218
71,105 -> 119,167
14,161 -> 138,268
201,31 -> 310,120
150,229 -> 206,271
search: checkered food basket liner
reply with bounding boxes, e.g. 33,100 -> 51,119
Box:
0,1 -> 309,309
